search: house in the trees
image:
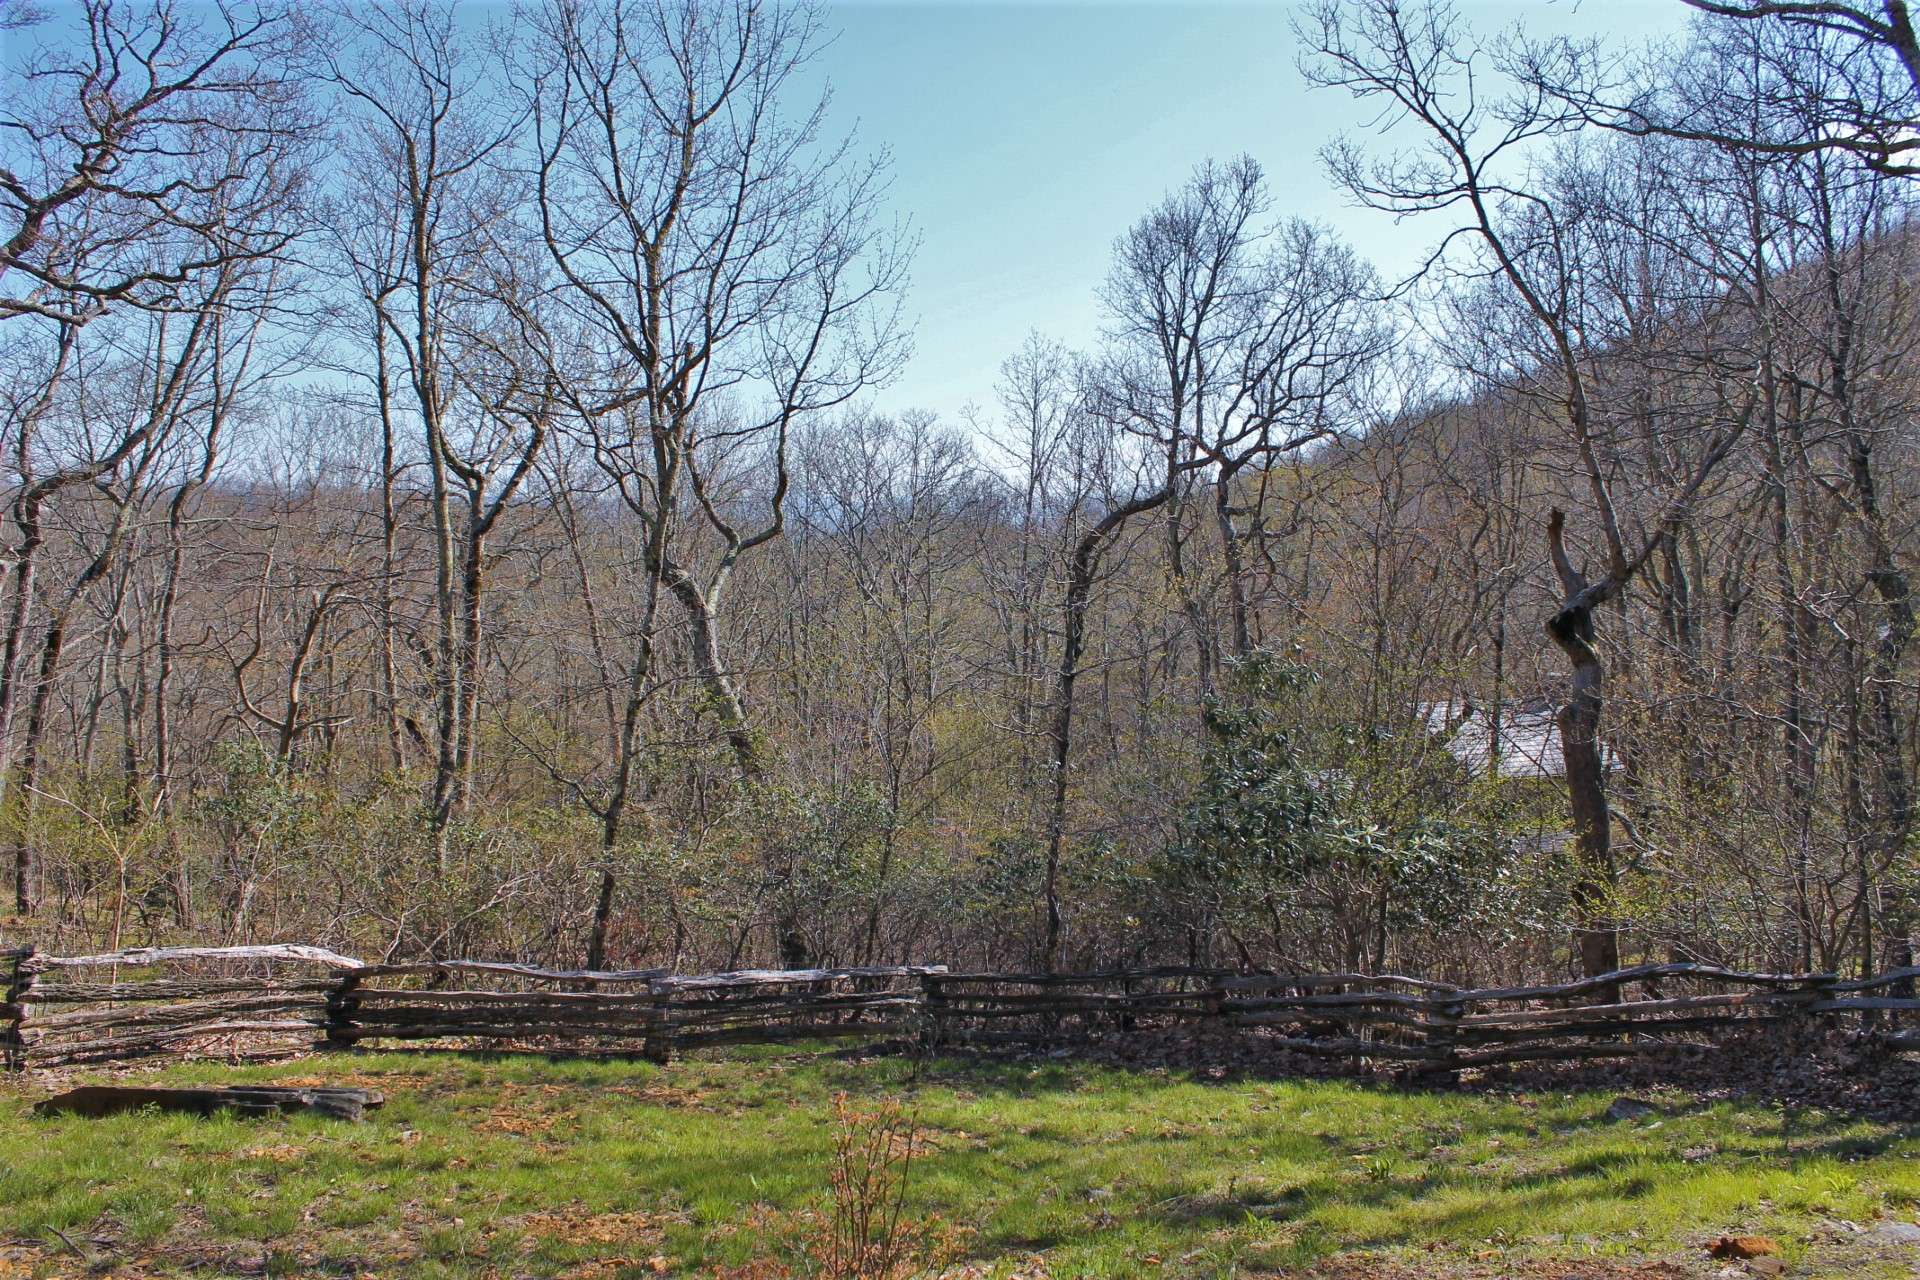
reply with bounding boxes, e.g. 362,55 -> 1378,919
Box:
1420,696 -> 1621,855
1417,696 -> 1605,780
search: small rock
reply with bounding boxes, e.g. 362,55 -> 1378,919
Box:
1084,1187 -> 1112,1202
1745,1257 -> 1787,1277
1867,1221 -> 1920,1245
1708,1235 -> 1779,1260
1605,1096 -> 1656,1122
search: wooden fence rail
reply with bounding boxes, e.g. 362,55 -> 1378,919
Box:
2,945 -> 1915,1074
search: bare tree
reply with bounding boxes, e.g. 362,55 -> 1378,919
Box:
795,411 -> 990,961
1,0 -> 310,912
1539,1 -> 1920,176
1542,0 -> 1920,976
1095,156 -> 1386,688
9,278 -> 229,911
1,0 -> 308,319
984,334 -> 1083,800
524,0 -> 909,965
527,0 -> 909,778
1301,0 -> 1754,979
326,0 -> 540,854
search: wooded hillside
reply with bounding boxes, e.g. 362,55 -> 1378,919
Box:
4,0 -> 1918,986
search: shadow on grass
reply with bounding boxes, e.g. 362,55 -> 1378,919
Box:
20,1040 -> 1913,1277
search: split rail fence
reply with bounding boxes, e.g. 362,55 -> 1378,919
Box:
4,944 -> 1916,1074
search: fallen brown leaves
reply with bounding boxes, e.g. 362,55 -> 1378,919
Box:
1707,1235 -> 1778,1260
510,1206 -> 666,1249
475,1106 -> 558,1137
932,1259 -> 1053,1279
239,1142 -> 307,1162
1284,1257 -> 1692,1279
553,1254 -> 673,1278
605,1081 -> 716,1109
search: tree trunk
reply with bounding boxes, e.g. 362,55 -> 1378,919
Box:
374,322 -> 407,774
669,572 -> 760,775
2,526 -> 41,914
1041,489 -> 1168,971
1547,511 -> 1621,983
424,419 -> 461,859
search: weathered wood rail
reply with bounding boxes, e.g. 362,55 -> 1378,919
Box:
10,945 -> 359,1069
3,946 -> 945,1069
3,944 -> 1915,1074
922,963 -> 1920,1072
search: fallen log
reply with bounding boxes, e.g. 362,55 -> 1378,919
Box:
35,1084 -> 384,1121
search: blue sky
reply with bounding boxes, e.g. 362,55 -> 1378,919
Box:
802,1 -> 1697,422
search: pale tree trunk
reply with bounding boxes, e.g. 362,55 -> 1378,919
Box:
667,569 -> 761,776
453,519 -> 485,809
12,518 -> 141,912
153,509 -> 193,927
423,406 -> 461,861
1214,468 -> 1255,661
2,518 -> 43,915
373,321 -> 407,773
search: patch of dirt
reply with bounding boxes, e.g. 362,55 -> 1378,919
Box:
475,1105 -> 561,1137
239,1142 -> 308,1162
935,1260 -> 1054,1279
605,1081 -> 717,1109
506,1205 -> 669,1249
0,1234 -> 272,1279
555,1257 -> 672,1278
1787,1215 -> 1920,1277
274,1069 -> 435,1091
1279,1259 -> 1695,1279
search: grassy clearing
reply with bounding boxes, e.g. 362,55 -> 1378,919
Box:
2,1047 -> 1918,1277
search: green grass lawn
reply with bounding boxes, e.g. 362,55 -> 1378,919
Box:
3,1047 -> 1919,1278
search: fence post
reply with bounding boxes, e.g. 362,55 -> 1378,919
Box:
324,968 -> 364,1053
643,977 -> 673,1064
2,947 -> 33,1072
1802,972 -> 1839,1037
1202,972 -> 1227,1046
1419,995 -> 1464,1083
919,971 -> 945,1052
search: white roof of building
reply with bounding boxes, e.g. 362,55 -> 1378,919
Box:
1419,697 -> 1609,780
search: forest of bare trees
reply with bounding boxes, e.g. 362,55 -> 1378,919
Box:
3,0 -> 1917,987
